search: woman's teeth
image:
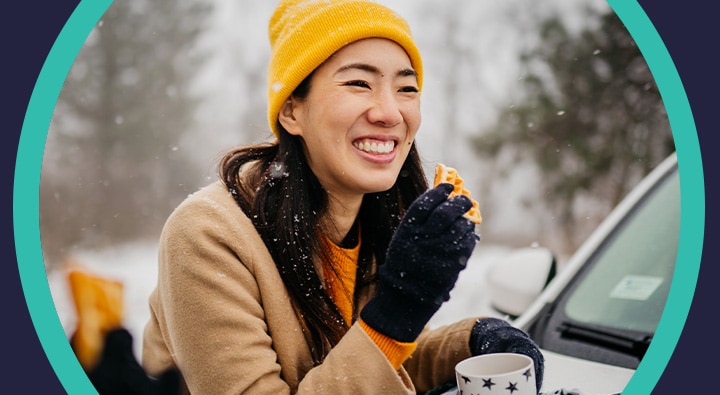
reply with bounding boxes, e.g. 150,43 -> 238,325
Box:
353,140 -> 394,154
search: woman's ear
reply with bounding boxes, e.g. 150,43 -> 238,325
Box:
278,98 -> 303,136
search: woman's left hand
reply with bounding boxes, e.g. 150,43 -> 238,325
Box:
469,317 -> 545,392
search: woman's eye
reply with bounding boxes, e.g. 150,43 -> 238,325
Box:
399,86 -> 419,93
345,80 -> 370,88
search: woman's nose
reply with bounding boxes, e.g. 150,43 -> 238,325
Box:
367,90 -> 403,127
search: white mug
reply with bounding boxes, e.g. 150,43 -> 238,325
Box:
455,353 -> 536,395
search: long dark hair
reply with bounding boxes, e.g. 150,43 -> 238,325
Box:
218,76 -> 428,364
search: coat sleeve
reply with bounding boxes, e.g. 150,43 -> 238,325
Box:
142,185 -> 416,394
403,318 -> 479,393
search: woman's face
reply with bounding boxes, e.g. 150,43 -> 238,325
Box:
279,38 -> 421,202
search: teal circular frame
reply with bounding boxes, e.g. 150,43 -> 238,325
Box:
607,1 -> 704,394
13,1 -> 704,394
14,1 -> 113,393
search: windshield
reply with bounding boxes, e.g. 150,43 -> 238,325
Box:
531,163 -> 681,368
564,167 -> 680,334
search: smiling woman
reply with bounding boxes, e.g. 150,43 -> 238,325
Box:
137,0 -> 544,394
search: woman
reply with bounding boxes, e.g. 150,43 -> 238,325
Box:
142,1 -> 544,393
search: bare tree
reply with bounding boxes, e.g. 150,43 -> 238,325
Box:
471,9 -> 674,254
41,0 -> 212,265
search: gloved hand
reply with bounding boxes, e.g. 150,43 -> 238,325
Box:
86,328 -> 181,395
361,183 -> 479,342
469,317 -> 545,392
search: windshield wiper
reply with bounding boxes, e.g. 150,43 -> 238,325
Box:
557,322 -> 652,359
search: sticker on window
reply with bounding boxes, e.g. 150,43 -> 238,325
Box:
609,275 -> 663,301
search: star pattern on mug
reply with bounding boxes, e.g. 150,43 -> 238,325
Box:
482,378 -> 496,389
523,368 -> 533,381
457,377 -> 532,394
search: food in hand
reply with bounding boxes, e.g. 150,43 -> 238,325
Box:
433,163 -> 482,224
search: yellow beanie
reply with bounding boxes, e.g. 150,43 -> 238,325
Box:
267,0 -> 423,137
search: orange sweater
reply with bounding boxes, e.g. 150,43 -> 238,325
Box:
321,235 -> 417,370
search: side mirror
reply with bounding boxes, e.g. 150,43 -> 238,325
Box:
486,246 -> 557,319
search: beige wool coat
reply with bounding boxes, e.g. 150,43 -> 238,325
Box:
142,181 -> 479,394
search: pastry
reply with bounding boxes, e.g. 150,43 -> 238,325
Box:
433,163 -> 482,224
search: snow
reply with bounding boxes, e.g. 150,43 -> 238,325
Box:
46,239 -> 513,359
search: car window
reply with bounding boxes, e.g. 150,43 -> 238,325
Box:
564,167 -> 680,334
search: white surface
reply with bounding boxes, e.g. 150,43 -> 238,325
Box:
539,349 -> 635,395
438,349 -> 635,395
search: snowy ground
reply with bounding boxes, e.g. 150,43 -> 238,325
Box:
47,240 -> 513,359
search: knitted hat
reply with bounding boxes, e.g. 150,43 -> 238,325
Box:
267,0 -> 423,137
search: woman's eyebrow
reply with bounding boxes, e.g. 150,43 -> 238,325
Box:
335,63 -> 417,79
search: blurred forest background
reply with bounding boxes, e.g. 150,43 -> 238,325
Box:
40,0 -> 674,269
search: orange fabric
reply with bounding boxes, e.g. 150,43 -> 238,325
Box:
67,265 -> 124,371
321,239 -> 359,326
359,320 -> 417,370
321,234 -> 417,370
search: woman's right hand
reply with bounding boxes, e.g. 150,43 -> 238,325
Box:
360,183 -> 479,342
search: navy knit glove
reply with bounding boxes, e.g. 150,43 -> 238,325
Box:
470,317 -> 545,392
360,183 -> 479,342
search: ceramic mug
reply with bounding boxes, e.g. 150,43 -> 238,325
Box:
455,353 -> 536,395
